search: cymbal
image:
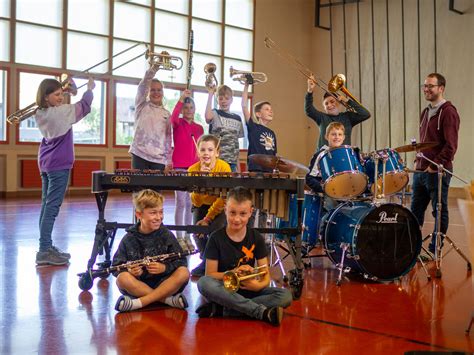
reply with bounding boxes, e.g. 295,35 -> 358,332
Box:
394,142 -> 438,153
248,154 -> 309,175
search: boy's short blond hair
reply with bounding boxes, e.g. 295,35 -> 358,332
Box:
217,85 -> 233,97
133,189 -> 164,212
325,122 -> 345,136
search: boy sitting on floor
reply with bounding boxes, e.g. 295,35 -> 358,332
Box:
196,186 -> 292,326
113,189 -> 190,312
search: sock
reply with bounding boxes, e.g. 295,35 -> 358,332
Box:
115,295 -> 142,312
164,293 -> 188,309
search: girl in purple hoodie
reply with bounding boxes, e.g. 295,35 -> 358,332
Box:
34,77 -> 95,266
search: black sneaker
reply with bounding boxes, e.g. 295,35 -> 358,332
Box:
191,261 -> 206,277
262,306 -> 283,326
36,248 -> 69,266
196,302 -> 223,318
51,246 -> 71,259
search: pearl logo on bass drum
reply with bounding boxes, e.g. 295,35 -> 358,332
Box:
111,176 -> 131,184
377,211 -> 399,223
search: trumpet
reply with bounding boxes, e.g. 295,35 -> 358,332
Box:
229,66 -> 267,85
7,41 -> 148,124
264,36 -> 366,112
204,62 -> 218,90
145,49 -> 183,71
223,264 -> 268,293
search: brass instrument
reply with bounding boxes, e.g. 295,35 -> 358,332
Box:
145,49 -> 184,71
204,63 -> 218,89
223,265 -> 268,292
7,41 -> 148,124
229,66 -> 267,85
78,249 -> 197,279
264,36 -> 366,112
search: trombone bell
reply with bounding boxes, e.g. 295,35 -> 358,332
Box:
229,66 -> 267,85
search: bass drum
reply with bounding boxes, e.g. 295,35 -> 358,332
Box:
322,202 -> 421,281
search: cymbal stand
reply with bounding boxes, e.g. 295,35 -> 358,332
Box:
371,151 -> 387,204
416,153 -> 471,278
267,214 -> 289,282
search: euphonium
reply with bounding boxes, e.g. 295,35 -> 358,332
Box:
145,49 -> 184,71
204,63 -> 218,89
222,265 -> 268,292
229,66 -> 267,85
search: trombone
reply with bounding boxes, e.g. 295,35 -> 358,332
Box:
204,62 -> 218,90
229,66 -> 267,85
222,265 -> 268,293
7,41 -> 149,124
145,49 -> 184,71
264,36 -> 366,112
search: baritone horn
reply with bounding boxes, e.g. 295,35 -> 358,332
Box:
222,265 -> 268,293
7,41 -> 148,124
204,63 -> 218,89
145,49 -> 184,71
229,66 -> 267,85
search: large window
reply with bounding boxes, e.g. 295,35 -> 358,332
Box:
18,72 -> 106,144
0,70 -> 6,141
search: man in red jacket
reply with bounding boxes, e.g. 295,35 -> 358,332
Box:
411,73 -> 460,255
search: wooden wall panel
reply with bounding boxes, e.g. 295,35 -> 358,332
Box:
115,160 -> 131,170
21,160 -> 42,188
71,160 -> 101,188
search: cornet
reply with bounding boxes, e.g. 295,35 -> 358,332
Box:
222,265 -> 268,293
229,66 -> 267,85
145,49 -> 184,71
204,63 -> 218,90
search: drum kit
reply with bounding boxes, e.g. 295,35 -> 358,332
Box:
251,141 -> 453,285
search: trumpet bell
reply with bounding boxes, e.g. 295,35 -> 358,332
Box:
222,271 -> 240,293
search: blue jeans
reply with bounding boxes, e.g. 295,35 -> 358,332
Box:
410,171 -> 451,238
197,276 -> 292,319
228,163 -> 238,172
39,169 -> 70,251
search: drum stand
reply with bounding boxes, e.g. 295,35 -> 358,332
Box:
416,153 -> 471,278
266,214 -> 289,282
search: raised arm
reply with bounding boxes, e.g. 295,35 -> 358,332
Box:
135,65 -> 158,114
205,86 -> 216,123
74,78 -> 95,122
241,82 -> 251,122
170,89 -> 192,128
305,77 -> 325,125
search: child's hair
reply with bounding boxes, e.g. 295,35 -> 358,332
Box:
227,186 -> 253,204
183,96 -> 195,106
197,134 -> 220,149
151,78 -> 163,87
133,189 -> 164,212
323,92 -> 332,100
36,79 -> 62,109
254,101 -> 271,115
325,122 -> 345,136
217,85 -> 233,97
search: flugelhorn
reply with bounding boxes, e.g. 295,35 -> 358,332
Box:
7,41 -> 148,124
204,63 -> 218,89
229,66 -> 267,85
222,265 -> 268,293
145,48 -> 184,71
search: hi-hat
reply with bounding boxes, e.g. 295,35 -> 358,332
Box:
248,154 -> 309,175
394,142 -> 438,153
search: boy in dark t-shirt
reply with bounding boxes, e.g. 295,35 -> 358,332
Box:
241,79 -> 277,172
196,187 -> 292,326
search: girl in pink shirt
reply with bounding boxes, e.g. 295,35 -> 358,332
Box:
171,90 -> 204,250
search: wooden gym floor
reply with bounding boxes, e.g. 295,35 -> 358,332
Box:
0,192 -> 472,354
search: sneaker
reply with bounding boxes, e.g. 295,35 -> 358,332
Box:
36,248 -> 69,266
184,234 -> 196,252
262,306 -> 283,326
51,246 -> 71,259
196,302 -> 223,318
191,261 -> 206,277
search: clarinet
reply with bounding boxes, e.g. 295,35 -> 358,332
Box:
86,249 -> 197,279
186,30 -> 194,89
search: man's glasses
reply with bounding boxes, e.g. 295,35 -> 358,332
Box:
420,84 -> 440,90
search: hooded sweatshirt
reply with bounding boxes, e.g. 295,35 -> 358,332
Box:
415,101 -> 459,171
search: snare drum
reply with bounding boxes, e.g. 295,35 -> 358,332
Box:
319,146 -> 368,199
364,148 -> 409,196
276,193 -> 323,245
321,201 -> 421,281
